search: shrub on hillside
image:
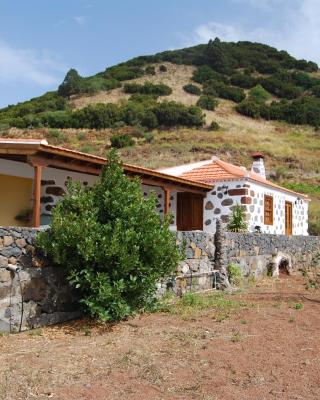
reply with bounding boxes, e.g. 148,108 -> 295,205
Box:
312,85 -> 320,98
260,76 -> 303,99
230,73 -> 257,89
145,65 -> 156,75
192,65 -> 228,84
183,84 -> 202,95
236,100 -> 261,119
123,82 -> 172,96
203,80 -> 245,103
71,103 -> 120,129
209,121 -> 220,131
196,95 -> 218,111
105,65 -> 144,81
155,101 -> 205,127
249,84 -> 271,103
110,134 -> 134,148
36,152 -> 181,321
159,64 -> 167,72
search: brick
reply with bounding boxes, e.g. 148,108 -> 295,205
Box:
228,188 -> 248,196
241,196 -> 252,204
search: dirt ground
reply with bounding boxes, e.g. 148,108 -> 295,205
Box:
1,273 -> 320,400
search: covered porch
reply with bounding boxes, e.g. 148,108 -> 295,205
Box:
0,139 -> 211,230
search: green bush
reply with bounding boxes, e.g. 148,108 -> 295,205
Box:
159,64 -> 167,72
155,101 -> 205,127
197,95 -> 218,111
110,134 -> 134,148
209,121 -> 220,131
312,85 -> 320,98
227,264 -> 242,285
192,65 -> 228,84
123,82 -> 172,96
203,80 -> 245,103
227,204 -> 248,232
145,65 -> 156,75
230,73 -> 257,89
36,152 -> 181,321
72,103 -> 120,129
183,84 -> 202,95
249,84 -> 271,103
236,100 -> 261,119
105,65 -> 144,81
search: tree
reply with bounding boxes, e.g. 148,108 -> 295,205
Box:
227,204 -> 248,232
58,69 -> 82,98
36,152 -> 181,322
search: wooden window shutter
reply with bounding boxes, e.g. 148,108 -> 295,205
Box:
264,195 -> 273,225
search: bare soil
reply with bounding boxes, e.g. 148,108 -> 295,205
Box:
1,274 -> 320,400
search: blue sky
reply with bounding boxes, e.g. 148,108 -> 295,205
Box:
0,0 -> 319,107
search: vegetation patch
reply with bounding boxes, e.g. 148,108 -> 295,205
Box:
36,152 -> 181,322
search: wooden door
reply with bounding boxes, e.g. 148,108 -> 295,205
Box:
177,193 -> 203,231
285,201 -> 293,235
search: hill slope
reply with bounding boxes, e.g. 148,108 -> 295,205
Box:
0,40 -> 319,234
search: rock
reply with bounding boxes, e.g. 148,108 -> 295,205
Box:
0,268 -> 10,282
3,236 -> 13,247
45,186 -> 66,196
15,238 -> 26,248
194,247 -> 202,258
205,201 -> 214,210
221,199 -> 233,206
0,256 -> 8,267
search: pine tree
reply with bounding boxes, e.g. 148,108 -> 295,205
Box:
58,69 -> 82,98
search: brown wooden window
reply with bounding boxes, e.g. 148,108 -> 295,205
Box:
264,195 -> 274,225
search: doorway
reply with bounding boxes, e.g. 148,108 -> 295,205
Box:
285,201 -> 293,235
177,193 -> 203,231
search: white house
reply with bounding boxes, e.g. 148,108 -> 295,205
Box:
0,139 -> 309,236
160,153 -> 309,236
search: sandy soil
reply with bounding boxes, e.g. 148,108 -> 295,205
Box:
0,274 -> 320,400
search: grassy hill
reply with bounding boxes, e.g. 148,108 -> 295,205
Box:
0,40 -> 319,234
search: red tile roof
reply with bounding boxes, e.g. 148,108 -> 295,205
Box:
180,158 -> 309,199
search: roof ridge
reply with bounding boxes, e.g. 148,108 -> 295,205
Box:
214,158 -> 246,177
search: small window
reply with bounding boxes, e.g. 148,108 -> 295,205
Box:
264,195 -> 273,225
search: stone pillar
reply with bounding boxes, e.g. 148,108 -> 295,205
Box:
214,220 -> 230,289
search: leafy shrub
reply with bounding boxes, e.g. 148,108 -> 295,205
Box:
105,65 -> 144,81
196,95 -> 218,111
230,73 -> 257,89
312,85 -> 320,98
227,264 -> 242,285
236,100 -> 261,119
155,101 -> 205,127
36,152 -> 181,321
110,134 -> 134,148
72,103 -> 120,129
249,84 -> 271,103
260,76 -> 303,99
192,65 -> 228,84
145,65 -> 156,75
40,111 -> 72,128
142,131 -> 155,143
209,121 -> 220,131
203,80 -> 245,103
159,64 -> 167,72
227,204 -> 248,232
123,82 -> 172,96
183,84 -> 201,95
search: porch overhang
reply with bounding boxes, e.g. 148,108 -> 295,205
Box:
0,139 -> 212,227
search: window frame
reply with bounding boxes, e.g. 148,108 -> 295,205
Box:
264,194 -> 274,226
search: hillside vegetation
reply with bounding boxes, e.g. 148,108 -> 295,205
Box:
0,39 -> 319,233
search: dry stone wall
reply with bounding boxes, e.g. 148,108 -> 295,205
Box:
215,222 -> 320,278
0,227 -> 80,333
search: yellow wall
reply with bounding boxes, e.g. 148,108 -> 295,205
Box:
0,174 -> 33,227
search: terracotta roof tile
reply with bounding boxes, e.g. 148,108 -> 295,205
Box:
180,158 -> 309,199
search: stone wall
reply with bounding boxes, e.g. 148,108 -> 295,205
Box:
157,231 -> 219,296
0,227 -> 80,333
215,222 -> 320,278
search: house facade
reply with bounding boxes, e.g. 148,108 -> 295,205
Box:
0,140 -> 309,236
160,153 -> 309,236
0,139 -> 211,230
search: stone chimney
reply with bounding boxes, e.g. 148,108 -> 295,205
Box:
251,152 -> 266,179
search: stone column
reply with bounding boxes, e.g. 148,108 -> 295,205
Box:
214,220 -> 230,289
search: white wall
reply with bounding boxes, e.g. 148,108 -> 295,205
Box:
203,179 -> 309,236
